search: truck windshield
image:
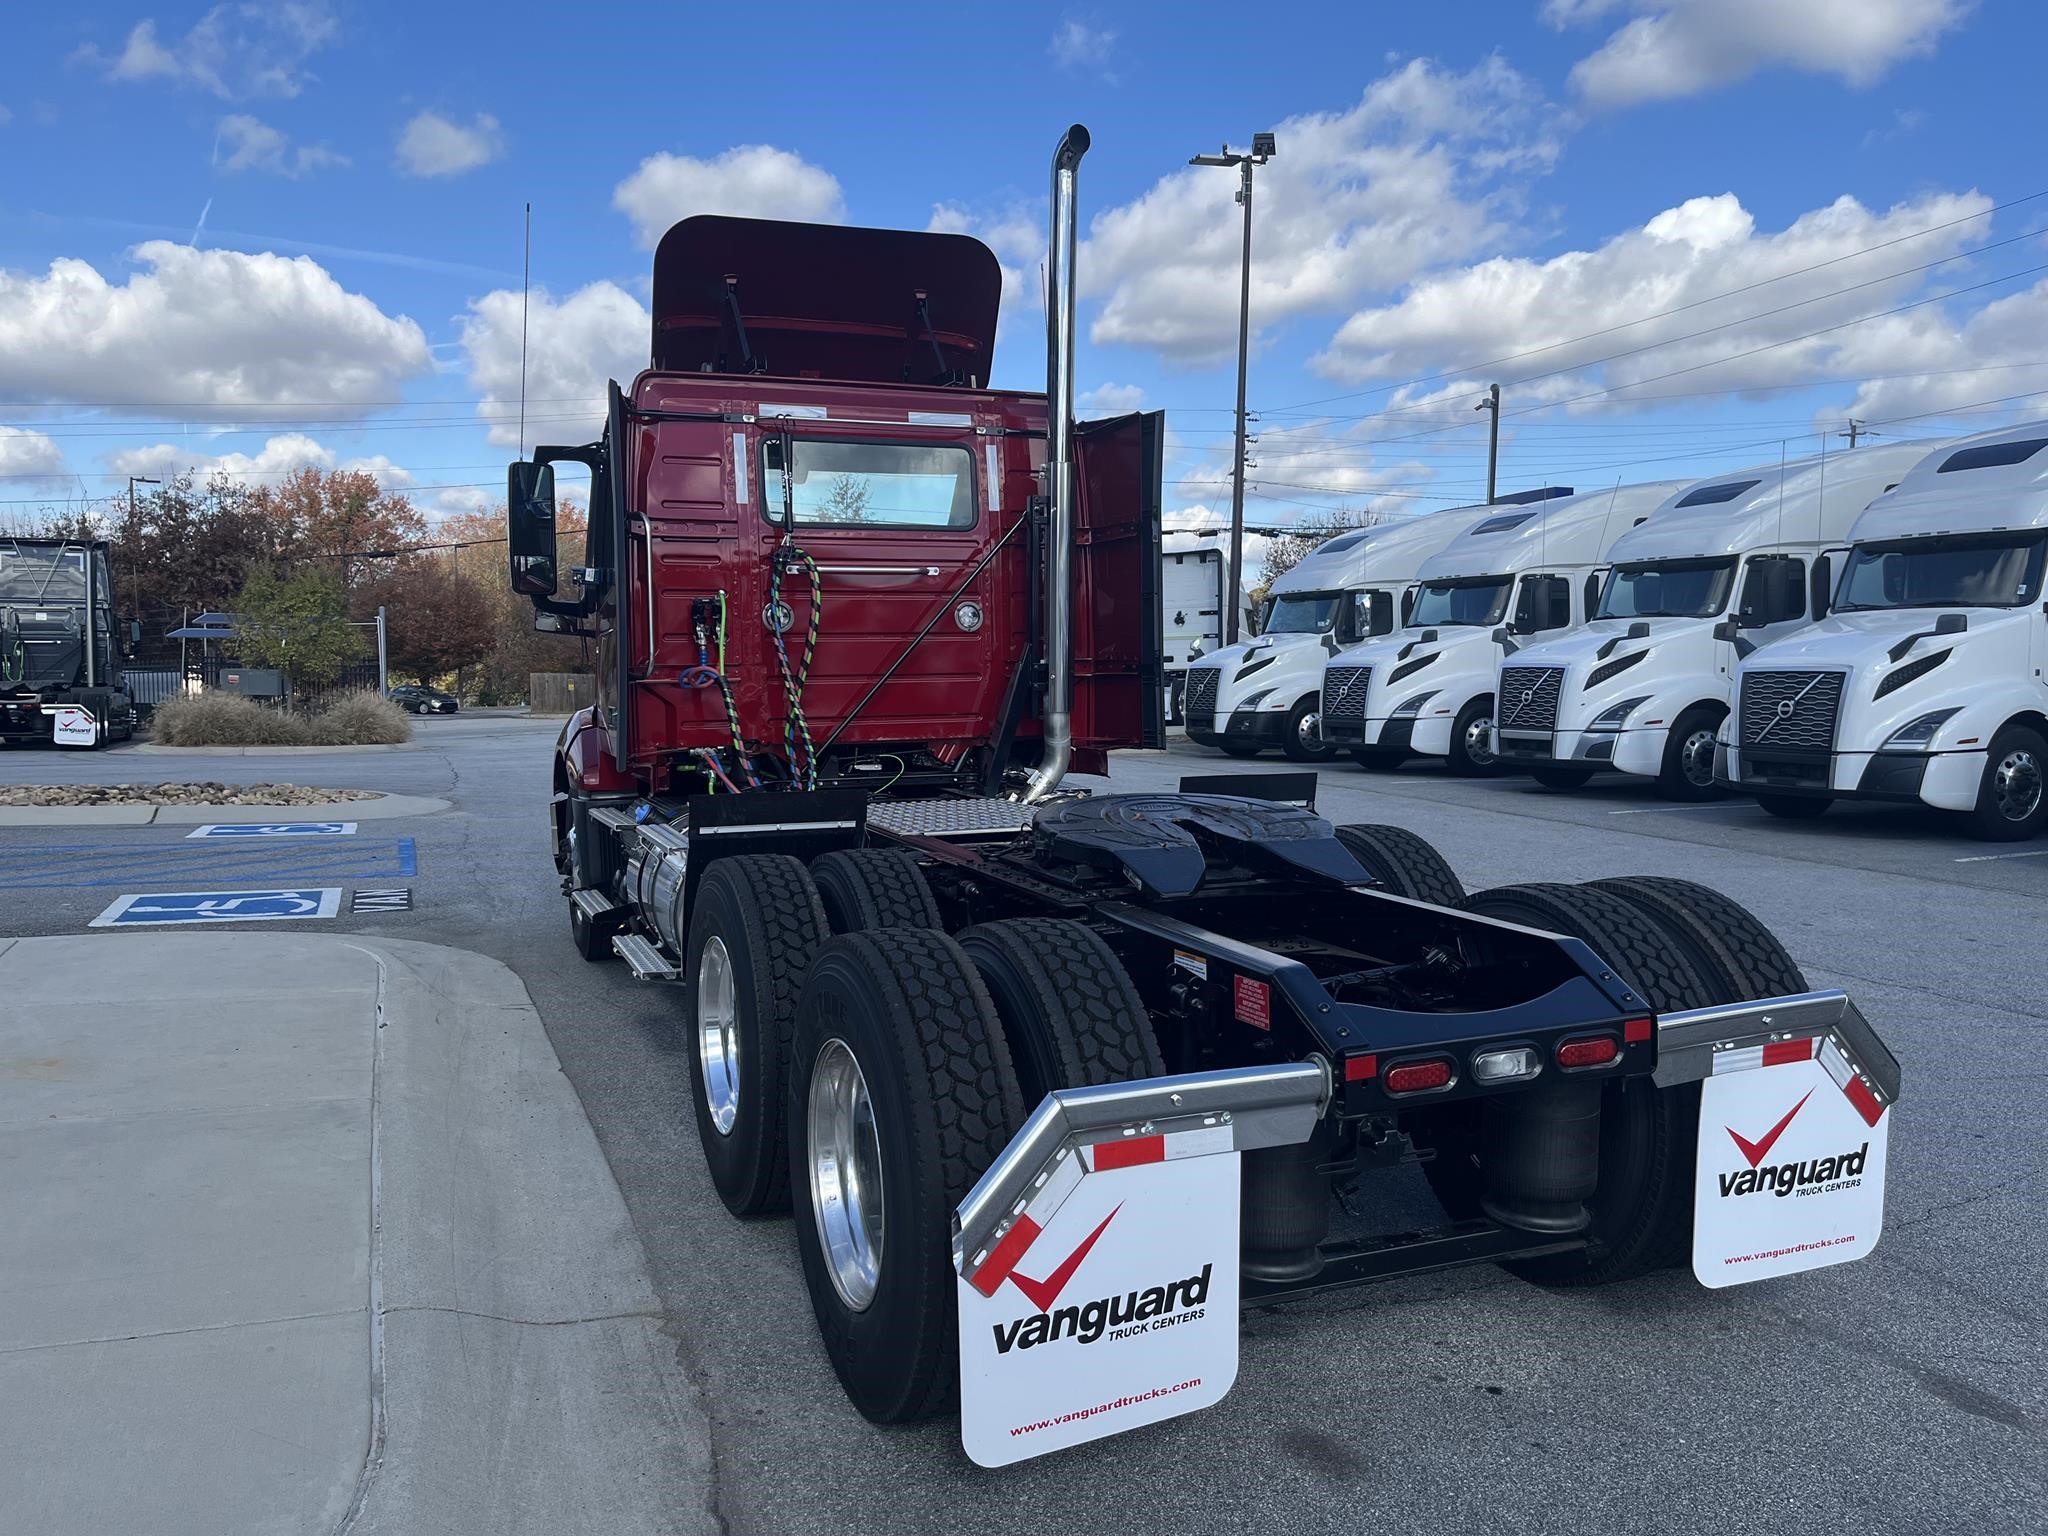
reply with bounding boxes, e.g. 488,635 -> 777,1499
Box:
0,545 -> 89,604
1409,576 -> 1512,628
1261,593 -> 1342,634
1598,557 -> 1737,619
1834,534 -> 2047,611
762,439 -> 975,528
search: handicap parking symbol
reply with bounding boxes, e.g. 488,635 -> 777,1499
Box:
185,822 -> 358,839
90,888 -> 343,927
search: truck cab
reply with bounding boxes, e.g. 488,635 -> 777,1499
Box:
1720,424 -> 2048,839
1184,494 -> 1564,763
1496,442 -> 1937,797
1321,482 -> 1680,774
0,537 -> 136,749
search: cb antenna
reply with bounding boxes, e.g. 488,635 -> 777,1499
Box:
518,201 -> 532,458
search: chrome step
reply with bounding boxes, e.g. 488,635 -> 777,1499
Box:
613,932 -> 680,981
570,888 -> 619,921
590,805 -> 639,831
866,796 -> 1038,839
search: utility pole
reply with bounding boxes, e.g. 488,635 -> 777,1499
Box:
1840,419 -> 1871,449
1475,385 -> 1501,502
1190,131 -> 1277,643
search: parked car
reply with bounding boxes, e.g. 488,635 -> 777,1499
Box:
389,684 -> 459,714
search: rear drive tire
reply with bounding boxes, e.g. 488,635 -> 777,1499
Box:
790,929 -> 1025,1422
1437,882 -> 1716,1286
1965,725 -> 2047,841
1281,696 -> 1336,763
685,855 -> 830,1217
1349,746 -> 1408,770
1530,766 -> 1595,790
1755,792 -> 1831,820
1656,706 -> 1725,801
1588,877 -> 1805,1002
810,848 -> 942,933
1446,696 -> 1500,777
957,918 -> 1164,1110
1334,824 -> 1465,906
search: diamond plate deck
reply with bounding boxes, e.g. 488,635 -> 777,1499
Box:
866,797 -> 1038,839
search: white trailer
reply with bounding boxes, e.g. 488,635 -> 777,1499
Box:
1320,481 -> 1688,774
1182,497 -> 1554,760
1719,423 -> 2048,839
1494,442 -> 1939,797
1161,548 -> 1230,725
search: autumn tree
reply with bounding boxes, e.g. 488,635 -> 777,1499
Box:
250,468 -> 427,586
439,505 -> 593,704
354,559 -> 494,683
1257,507 -> 1393,591
234,567 -> 362,688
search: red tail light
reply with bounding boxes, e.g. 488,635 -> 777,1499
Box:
1623,1016 -> 1655,1044
1383,1058 -> 1453,1094
1557,1035 -> 1620,1069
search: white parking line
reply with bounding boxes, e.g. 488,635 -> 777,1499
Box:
1952,848 -> 2048,863
1605,803 -> 1751,815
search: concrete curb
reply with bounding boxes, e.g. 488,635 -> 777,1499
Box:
129,742 -> 424,755
0,933 -> 714,1536
0,792 -> 451,826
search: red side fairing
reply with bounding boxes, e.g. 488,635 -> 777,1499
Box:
559,707 -> 635,793
619,375 -> 1045,777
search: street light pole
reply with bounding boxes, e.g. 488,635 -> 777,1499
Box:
1191,132 -> 1276,644
1475,385 -> 1501,503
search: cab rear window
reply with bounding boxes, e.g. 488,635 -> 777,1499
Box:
762,439 -> 976,528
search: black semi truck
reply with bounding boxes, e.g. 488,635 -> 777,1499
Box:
0,538 -> 137,749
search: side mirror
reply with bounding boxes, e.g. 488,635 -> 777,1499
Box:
1626,621 -> 1650,640
506,461 -> 559,597
1712,619 -> 1738,643
1935,612 -> 1968,635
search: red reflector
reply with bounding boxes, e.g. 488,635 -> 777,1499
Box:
1383,1059 -> 1453,1094
1623,1017 -> 1654,1044
1557,1036 -> 1620,1069
1344,1053 -> 1379,1083
1761,1038 -> 1814,1067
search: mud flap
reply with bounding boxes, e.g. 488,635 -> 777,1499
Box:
51,705 -> 96,746
952,1063 -> 1325,1467
1691,1037 -> 1891,1287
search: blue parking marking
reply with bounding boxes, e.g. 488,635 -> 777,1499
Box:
91,889 -> 342,927
0,837 -> 415,889
186,822 -> 359,839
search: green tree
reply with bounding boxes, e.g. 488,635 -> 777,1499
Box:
234,566 -> 362,688
354,559 -> 495,684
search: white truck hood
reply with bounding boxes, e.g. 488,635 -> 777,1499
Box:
1507,615 -> 1711,672
1741,608 -> 2016,668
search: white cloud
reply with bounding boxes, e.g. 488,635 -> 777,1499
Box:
433,484 -> 494,519
459,281 -> 650,447
613,145 -> 845,249
1050,18 -> 1116,75
80,3 -> 339,100
1310,188 -> 1995,417
394,111 -> 504,178
1555,0 -> 1972,110
0,241 -> 432,414
105,432 -> 413,489
0,426 -> 67,483
0,104 -> 13,127
1825,278 -> 2048,425
927,200 -> 1042,340
215,113 -> 346,176
1079,382 -> 1145,417
1081,56 -> 1557,365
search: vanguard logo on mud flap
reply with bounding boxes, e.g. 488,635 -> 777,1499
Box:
1714,1088 -> 1871,1200
985,1204 -> 1214,1354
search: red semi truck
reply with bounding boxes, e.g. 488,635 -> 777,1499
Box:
506,126 -> 1901,1464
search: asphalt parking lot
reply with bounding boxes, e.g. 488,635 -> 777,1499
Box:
3,713 -> 2042,1535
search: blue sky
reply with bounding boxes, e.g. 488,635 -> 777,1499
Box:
1,1 -> 2039,564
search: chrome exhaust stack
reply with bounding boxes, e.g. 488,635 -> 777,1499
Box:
1021,122 -> 1089,803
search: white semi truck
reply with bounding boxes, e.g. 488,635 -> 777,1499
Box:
1161,547 -> 1233,725
1719,422 -> 2048,840
1182,492 -> 1565,760
1320,481 -> 1688,774
1493,441 -> 1937,797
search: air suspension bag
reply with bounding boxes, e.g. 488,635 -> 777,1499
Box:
1480,1079 -> 1601,1234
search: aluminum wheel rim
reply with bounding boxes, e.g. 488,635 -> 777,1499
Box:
1994,748 -> 2043,822
1680,728 -> 1717,787
1466,713 -> 1496,766
1298,710 -> 1323,747
697,936 -> 740,1136
808,1038 -> 885,1312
